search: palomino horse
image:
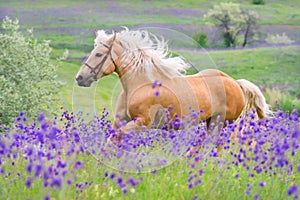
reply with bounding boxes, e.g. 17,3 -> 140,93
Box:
75,28 -> 271,136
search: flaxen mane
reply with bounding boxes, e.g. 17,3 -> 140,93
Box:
95,28 -> 191,79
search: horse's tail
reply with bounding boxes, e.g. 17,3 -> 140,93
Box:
237,79 -> 272,119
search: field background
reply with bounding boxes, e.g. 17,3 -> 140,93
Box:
0,0 -> 300,199
1,0 -> 299,118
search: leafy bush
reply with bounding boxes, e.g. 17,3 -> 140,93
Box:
252,0 -> 265,5
0,17 -> 62,126
192,32 -> 209,48
265,32 -> 295,45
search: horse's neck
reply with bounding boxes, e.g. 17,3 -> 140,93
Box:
118,70 -> 166,94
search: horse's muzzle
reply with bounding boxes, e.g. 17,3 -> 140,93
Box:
76,75 -> 94,87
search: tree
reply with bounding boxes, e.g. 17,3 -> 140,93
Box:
0,17 -> 62,126
204,2 -> 259,48
241,10 -> 259,47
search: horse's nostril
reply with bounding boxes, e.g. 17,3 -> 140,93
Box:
76,75 -> 83,82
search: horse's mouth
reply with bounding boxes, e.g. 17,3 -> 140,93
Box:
76,75 -> 96,87
77,80 -> 92,87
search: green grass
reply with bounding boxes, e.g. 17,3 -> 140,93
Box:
2,147 -> 299,200
183,46 -> 300,88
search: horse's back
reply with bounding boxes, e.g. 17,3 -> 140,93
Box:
197,69 -> 233,79
186,69 -> 245,121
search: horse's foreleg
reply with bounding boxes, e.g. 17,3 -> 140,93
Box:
112,91 -> 130,128
121,116 -> 150,132
107,91 -> 130,145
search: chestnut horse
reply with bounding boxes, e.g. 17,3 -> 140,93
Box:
75,28 -> 271,134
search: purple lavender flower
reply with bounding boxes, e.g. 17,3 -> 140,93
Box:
152,80 -> 158,89
198,169 -> 204,176
259,181 -> 265,187
234,173 -> 240,178
110,173 -> 115,179
57,160 -> 67,168
44,195 -> 50,200
34,164 -> 43,177
51,176 -> 62,188
193,179 -> 202,186
26,164 -> 32,173
25,178 -> 32,188
74,160 -> 83,170
67,179 -> 72,185
122,188 -> 128,194
246,183 -> 252,195
117,177 -> 123,184
37,113 -> 45,122
193,195 -> 199,200
127,177 -> 139,187
288,184 -> 298,196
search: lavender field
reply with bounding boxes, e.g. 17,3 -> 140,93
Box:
1,109 -> 299,199
0,0 -> 300,199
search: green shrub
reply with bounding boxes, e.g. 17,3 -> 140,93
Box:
265,88 -> 300,113
252,0 -> 265,5
0,17 -> 62,126
192,32 -> 209,48
265,32 -> 295,45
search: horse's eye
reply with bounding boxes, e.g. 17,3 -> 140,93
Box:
95,53 -> 102,57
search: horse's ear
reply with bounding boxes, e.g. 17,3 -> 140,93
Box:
112,31 -> 117,40
108,31 -> 117,44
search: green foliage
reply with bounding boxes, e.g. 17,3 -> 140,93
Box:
265,32 -> 295,45
265,88 -> 300,112
252,0 -> 266,5
0,17 -> 62,126
204,2 -> 259,48
192,32 -> 209,48
222,32 -> 232,48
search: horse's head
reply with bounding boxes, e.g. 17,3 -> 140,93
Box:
75,30 -> 119,87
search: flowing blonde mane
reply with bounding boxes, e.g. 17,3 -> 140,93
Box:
95,28 -> 191,78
